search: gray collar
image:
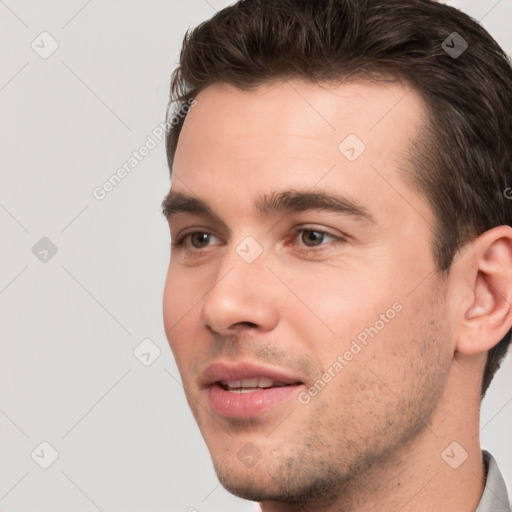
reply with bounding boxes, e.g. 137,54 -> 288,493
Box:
476,451 -> 511,512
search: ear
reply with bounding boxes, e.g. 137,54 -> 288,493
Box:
454,225 -> 512,356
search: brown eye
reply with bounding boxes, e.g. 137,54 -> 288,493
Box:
172,231 -> 222,250
300,230 -> 329,247
190,233 -> 211,248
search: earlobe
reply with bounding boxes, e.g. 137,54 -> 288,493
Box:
456,226 -> 512,356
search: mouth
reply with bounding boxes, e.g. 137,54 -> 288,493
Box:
202,362 -> 305,418
217,376 -> 294,393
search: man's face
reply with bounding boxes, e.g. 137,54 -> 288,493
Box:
163,79 -> 454,504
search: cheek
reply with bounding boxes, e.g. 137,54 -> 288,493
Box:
162,265 -> 199,362
317,292 -> 450,431
282,262 -> 398,356
349,284 -> 450,390
291,262 -> 441,390
163,263 -> 200,325
162,266 -> 178,334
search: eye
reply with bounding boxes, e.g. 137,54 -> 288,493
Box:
291,228 -> 342,249
172,231 -> 222,250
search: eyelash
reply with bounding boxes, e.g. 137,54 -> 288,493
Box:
171,227 -> 344,253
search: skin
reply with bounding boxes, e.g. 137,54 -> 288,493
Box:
162,79 -> 512,511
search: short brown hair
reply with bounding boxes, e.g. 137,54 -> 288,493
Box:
165,0 -> 512,396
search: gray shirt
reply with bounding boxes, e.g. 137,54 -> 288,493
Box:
476,451 -> 511,512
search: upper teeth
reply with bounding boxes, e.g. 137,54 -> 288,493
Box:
221,377 -> 287,389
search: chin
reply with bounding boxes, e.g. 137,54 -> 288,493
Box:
209,448 -> 280,501
215,466 -> 290,504
217,477 -> 270,503
210,448 -> 348,507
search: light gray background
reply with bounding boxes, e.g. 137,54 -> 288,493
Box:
0,1 -> 511,511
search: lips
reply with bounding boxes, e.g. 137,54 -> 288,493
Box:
202,361 -> 305,418
218,376 -> 291,392
202,361 -> 303,388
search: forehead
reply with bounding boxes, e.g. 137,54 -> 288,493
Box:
171,79 -> 433,229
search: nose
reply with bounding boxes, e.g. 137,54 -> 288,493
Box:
199,244 -> 279,337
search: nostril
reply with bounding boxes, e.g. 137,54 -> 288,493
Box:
237,321 -> 258,328
204,321 -> 259,337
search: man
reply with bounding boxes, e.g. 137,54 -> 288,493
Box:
161,0 -> 512,510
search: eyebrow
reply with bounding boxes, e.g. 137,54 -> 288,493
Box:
161,189 -> 375,225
